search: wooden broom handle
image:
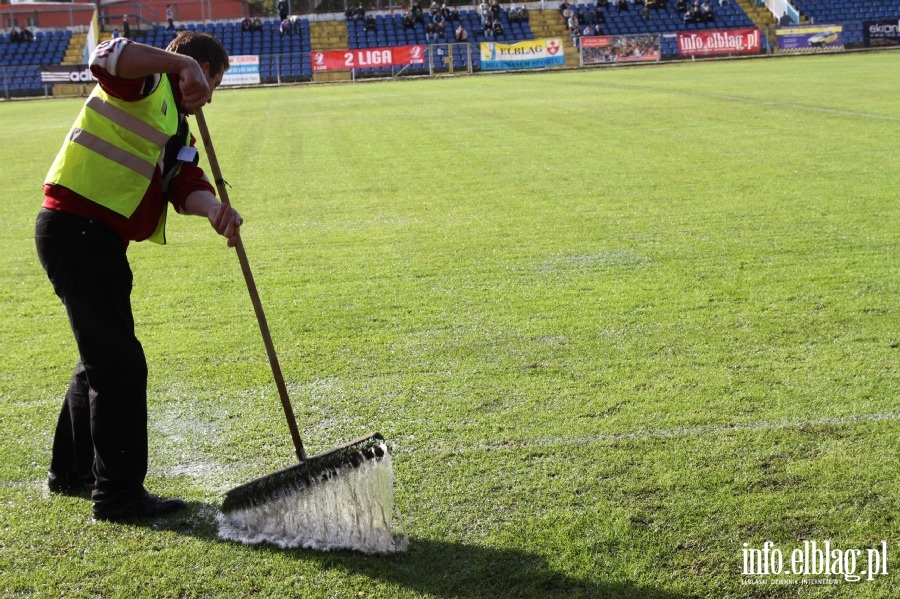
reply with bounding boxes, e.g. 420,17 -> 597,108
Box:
193,108 -> 307,462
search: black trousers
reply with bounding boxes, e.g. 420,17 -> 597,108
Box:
35,208 -> 148,505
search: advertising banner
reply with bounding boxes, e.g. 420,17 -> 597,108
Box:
40,64 -> 96,84
862,20 -> 900,47
221,55 -> 260,86
311,45 -> 426,72
676,28 -> 761,56
776,24 -> 844,52
480,38 -> 564,71
581,34 -> 660,64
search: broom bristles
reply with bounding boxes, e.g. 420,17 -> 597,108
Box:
218,433 -> 407,554
221,433 -> 387,513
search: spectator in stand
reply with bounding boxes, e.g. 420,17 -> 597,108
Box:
441,3 -> 452,21
617,0 -> 628,12
595,5 -> 606,23
277,0 -> 288,22
165,4 -> 175,30
251,17 -> 263,32
561,2 -> 574,25
345,6 -> 355,20
435,14 -> 447,37
123,17 -> 131,39
354,3 -> 366,21
701,1 -> 715,20
20,27 -> 34,42
483,18 -> 494,38
241,17 -> 253,32
492,18 -> 503,36
449,5 -> 461,20
570,21 -> 581,46
480,0 -> 491,27
509,5 -> 528,23
429,1 -> 440,18
10,28 -> 20,43
676,0 -> 686,12
425,21 -> 437,42
290,15 -> 303,33
683,8 -> 694,23
455,23 -> 468,42
412,2 -> 425,23
365,13 -> 377,32
280,17 -> 292,36
567,12 -> 578,36
489,0 -> 502,23
403,10 -> 416,29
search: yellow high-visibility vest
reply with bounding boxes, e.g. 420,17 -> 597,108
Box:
46,74 -> 180,244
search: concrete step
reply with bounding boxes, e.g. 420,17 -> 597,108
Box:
313,70 -> 352,82
309,20 -> 349,50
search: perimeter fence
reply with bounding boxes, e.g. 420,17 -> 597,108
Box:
1,11 -> 897,100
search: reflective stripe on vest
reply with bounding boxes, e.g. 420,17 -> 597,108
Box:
84,95 -> 172,149
67,127 -> 158,180
45,75 -> 180,233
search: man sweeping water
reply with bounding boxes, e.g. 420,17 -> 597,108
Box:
36,32 -> 241,521
39,32 -> 405,553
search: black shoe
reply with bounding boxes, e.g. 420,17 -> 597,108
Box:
47,471 -> 94,496
92,492 -> 187,521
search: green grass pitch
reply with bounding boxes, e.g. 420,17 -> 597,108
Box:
0,51 -> 898,597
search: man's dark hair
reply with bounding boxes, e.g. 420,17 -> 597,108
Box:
166,31 -> 229,76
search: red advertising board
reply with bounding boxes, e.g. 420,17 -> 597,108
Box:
311,45 -> 426,71
677,28 -> 761,56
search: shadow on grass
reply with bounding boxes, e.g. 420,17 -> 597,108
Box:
291,538 -> 691,599
139,501 -> 692,599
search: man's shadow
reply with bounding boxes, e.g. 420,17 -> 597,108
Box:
140,501 -> 691,599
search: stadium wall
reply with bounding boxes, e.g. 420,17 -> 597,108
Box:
1,0 -> 246,30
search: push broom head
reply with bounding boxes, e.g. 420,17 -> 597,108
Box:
218,432 -> 408,554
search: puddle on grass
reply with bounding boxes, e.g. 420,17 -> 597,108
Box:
149,379 -> 377,492
164,461 -> 228,478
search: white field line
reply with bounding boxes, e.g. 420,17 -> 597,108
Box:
695,93 -> 900,122
598,81 -> 900,122
12,412 -> 894,492
404,412 -> 900,454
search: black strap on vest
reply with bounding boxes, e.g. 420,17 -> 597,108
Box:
160,115 -> 193,192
